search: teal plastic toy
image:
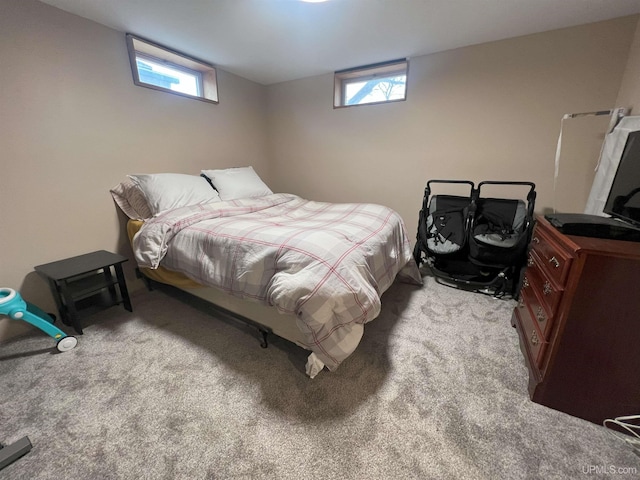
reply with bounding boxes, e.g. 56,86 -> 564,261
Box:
0,288 -> 77,352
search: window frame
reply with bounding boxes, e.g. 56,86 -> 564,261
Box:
334,58 -> 409,108
126,33 -> 219,104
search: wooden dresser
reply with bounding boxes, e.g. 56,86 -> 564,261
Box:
511,215 -> 640,425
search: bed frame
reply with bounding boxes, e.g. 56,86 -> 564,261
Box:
136,269 -> 309,351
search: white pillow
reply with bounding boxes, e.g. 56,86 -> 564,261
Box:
128,173 -> 220,216
201,166 -> 273,201
110,179 -> 153,220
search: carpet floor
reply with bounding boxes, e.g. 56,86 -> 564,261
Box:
0,275 -> 637,479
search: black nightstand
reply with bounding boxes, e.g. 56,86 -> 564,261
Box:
35,250 -> 132,334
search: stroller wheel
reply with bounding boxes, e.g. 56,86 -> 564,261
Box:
56,336 -> 77,352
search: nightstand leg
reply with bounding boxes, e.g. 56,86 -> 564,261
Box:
114,264 -> 132,312
102,267 -> 118,306
58,280 -> 83,335
46,278 -> 67,325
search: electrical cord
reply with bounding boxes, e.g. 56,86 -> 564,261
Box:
603,415 -> 640,455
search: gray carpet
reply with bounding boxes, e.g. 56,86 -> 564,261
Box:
1,276 -> 637,479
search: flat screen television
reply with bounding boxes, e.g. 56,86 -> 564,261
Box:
603,130 -> 640,229
545,129 -> 640,241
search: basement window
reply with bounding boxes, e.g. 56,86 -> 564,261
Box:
334,59 -> 408,108
126,34 -> 218,104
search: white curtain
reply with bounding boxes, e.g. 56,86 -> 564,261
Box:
584,116 -> 640,215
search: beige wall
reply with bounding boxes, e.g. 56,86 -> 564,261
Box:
616,16 -> 640,111
1,2 -> 638,344
0,0 -> 269,340
266,16 -> 637,238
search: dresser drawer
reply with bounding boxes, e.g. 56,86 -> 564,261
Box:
519,281 -> 555,340
530,225 -> 573,287
524,250 -> 563,316
514,298 -> 547,367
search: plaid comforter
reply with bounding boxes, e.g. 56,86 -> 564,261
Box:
133,193 -> 422,371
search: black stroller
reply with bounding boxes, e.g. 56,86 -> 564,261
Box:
413,180 -> 536,298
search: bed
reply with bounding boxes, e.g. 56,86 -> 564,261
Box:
111,167 -> 422,377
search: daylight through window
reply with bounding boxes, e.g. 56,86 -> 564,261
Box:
126,34 -> 218,104
334,59 -> 408,108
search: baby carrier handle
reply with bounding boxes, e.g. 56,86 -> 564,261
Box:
426,180 -> 475,198
476,181 -> 536,200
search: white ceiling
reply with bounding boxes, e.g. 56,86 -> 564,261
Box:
39,0 -> 640,85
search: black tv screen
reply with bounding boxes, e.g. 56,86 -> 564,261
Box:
604,130 -> 640,229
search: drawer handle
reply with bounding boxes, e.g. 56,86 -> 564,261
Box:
522,276 -> 529,288
530,330 -> 539,346
532,236 -> 540,244
543,281 -> 552,296
536,307 -> 546,322
527,255 -> 535,267
549,256 -> 560,268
